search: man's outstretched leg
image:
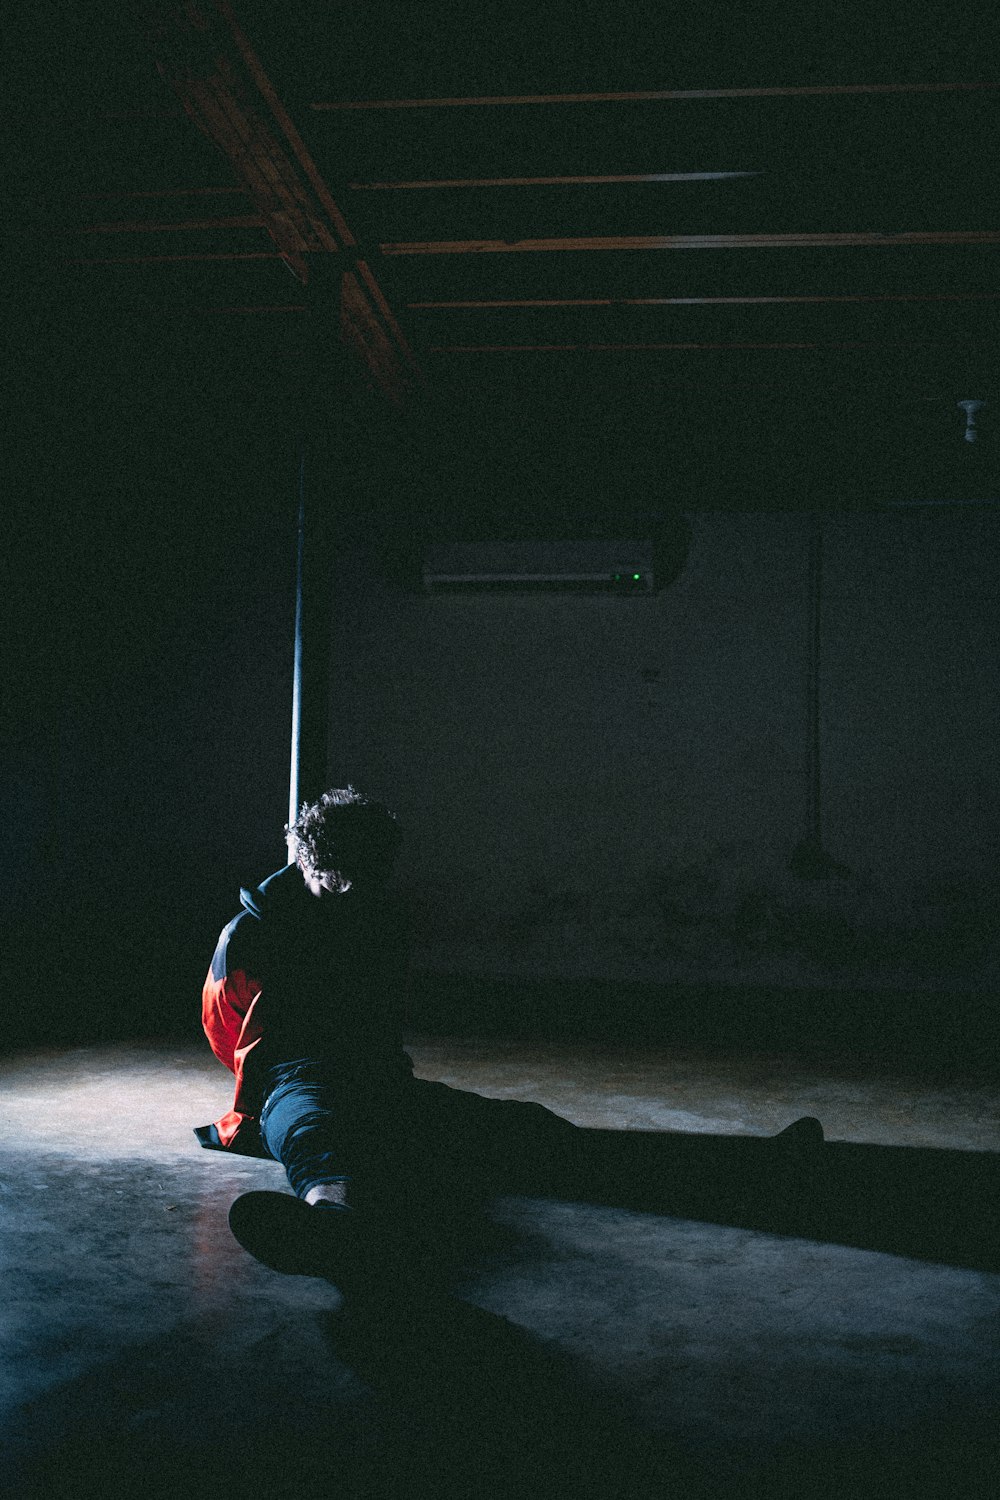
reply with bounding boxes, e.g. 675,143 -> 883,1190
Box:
227,1062 -> 413,1289
416,1081 -> 826,1218
508,1108 -> 827,1220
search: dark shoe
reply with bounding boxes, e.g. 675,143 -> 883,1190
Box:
773,1116 -> 825,1153
228,1192 -> 421,1299
228,1190 -> 353,1277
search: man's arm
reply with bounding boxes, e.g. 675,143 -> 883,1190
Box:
202,922 -> 262,1073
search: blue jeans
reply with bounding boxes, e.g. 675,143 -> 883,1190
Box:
258,1058 -> 579,1202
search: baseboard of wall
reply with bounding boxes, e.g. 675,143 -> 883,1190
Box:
406,970 -> 999,1078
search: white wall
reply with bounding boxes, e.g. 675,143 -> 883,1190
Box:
327,509 -> 1000,994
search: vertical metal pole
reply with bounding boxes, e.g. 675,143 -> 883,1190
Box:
287,444 -> 307,857
806,511 -> 823,850
289,266 -> 351,844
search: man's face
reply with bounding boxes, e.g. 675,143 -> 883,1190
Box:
301,866 -> 352,898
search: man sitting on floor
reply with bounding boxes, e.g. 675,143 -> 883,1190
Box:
197,786 -> 586,1284
198,786 -> 824,1289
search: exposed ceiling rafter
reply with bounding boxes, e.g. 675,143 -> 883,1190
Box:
66,249 -> 284,264
142,0 -> 420,401
74,186 -> 249,200
76,213 -> 265,233
46,4 -> 997,484
410,293 -> 1000,308
384,231 -> 1000,256
428,341 -> 974,353
351,172 -> 761,190
311,80 -> 1000,110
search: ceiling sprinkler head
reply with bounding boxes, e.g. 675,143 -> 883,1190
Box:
957,399 -> 985,442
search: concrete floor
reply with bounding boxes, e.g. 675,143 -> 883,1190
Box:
2,1036 -> 998,1499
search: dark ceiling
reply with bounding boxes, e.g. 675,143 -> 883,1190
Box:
11,0 -> 1000,528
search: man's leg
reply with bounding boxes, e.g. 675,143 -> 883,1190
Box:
257,1064 -> 354,1204
405,1079 -> 824,1217
228,1063 -> 416,1282
403,1079 -> 581,1200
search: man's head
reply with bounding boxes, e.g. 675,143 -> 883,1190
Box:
285,786 -> 402,897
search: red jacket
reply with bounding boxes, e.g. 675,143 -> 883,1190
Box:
199,961 -> 267,1154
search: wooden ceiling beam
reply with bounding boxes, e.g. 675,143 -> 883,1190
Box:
427,341 -> 974,353
65,250 -> 285,264
74,187 -> 249,201
176,73 -> 336,264
340,268 -> 417,403
187,304 -> 308,314
76,214 -> 264,234
354,257 -> 420,365
427,377 -> 964,393
149,20 -> 336,274
55,300 -> 308,314
312,81 -> 1000,111
410,293 -> 1000,308
214,0 -> 355,248
385,231 -> 1000,255
351,172 -> 760,190
142,1 -> 419,399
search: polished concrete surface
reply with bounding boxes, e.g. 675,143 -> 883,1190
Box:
2,1037 -> 999,1498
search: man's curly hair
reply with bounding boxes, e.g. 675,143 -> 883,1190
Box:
285,786 -> 402,884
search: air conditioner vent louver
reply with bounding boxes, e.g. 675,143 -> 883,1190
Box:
422,539 -> 655,594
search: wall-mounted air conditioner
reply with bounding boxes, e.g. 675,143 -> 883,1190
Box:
421,539 -> 656,595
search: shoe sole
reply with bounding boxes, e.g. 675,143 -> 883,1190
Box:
228,1191 -> 342,1276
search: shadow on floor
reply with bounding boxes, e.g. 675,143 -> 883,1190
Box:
319,1286 -> 1000,1500
4,1283 -> 706,1500
317,1286 -> 1000,1500
7,1129 -> 999,1500
309,1120 -> 1000,1500
510,1128 -> 1000,1275
319,1293 -> 704,1499
10,1269 -> 996,1500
